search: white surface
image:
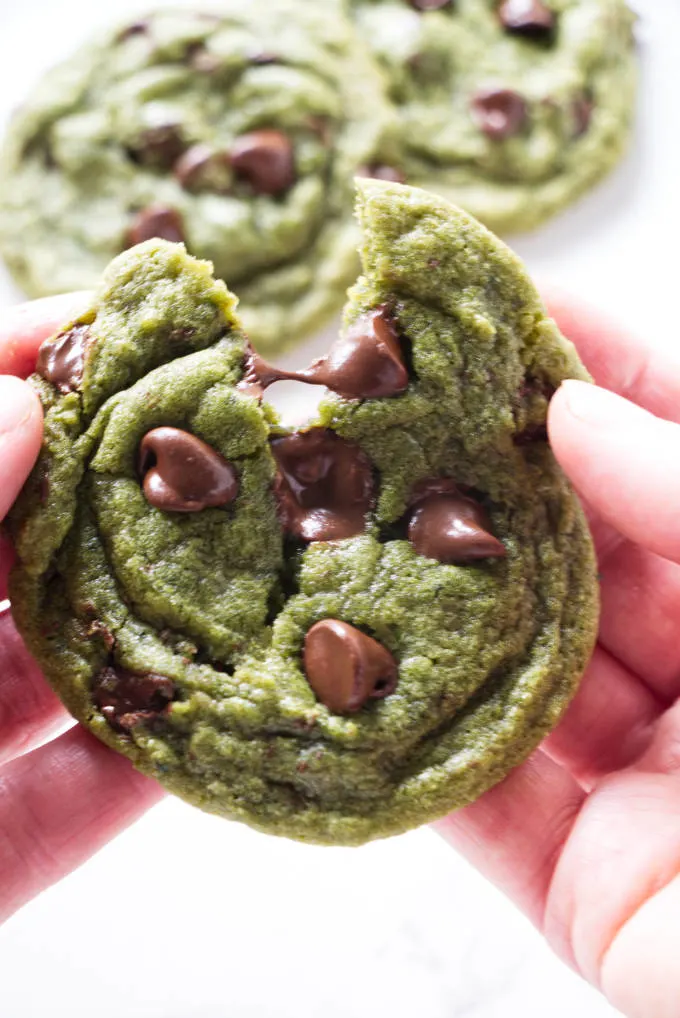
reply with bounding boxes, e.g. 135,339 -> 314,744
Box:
0,2 -> 677,1016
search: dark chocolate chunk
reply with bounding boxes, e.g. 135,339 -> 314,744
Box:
407,481 -> 506,562
498,0 -> 555,37
357,164 -> 407,184
303,620 -> 398,714
139,427 -> 239,512
36,324 -> 91,394
127,123 -> 186,169
230,130 -> 296,196
271,429 -> 375,542
409,0 -> 453,10
471,88 -> 528,140
174,144 -> 231,192
93,666 -> 176,733
239,308 -> 408,401
126,205 -> 185,247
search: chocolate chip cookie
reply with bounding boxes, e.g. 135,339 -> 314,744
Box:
9,180 -> 598,845
0,2 -> 392,352
349,0 -> 637,232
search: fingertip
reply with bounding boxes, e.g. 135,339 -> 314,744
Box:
0,376 -> 43,521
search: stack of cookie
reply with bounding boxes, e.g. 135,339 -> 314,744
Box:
0,0 -> 637,353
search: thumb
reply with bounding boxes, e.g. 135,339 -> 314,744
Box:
0,375 -> 43,521
548,380 -> 680,564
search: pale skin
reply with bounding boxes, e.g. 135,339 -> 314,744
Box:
0,295 -> 679,1017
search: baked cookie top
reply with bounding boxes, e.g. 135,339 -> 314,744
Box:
9,181 -> 598,845
0,2 -> 391,352
348,0 -> 637,232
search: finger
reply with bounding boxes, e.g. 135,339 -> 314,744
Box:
542,646 -> 661,787
0,376 -> 43,521
547,296 -> 680,425
0,292 -> 90,377
597,542 -> 680,702
632,700 -> 680,776
0,725 -> 163,924
0,613 -> 68,766
435,751 -> 584,929
549,382 -> 680,565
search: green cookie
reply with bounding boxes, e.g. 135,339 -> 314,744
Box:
0,2 -> 391,353
9,181 -> 598,845
348,0 -> 637,232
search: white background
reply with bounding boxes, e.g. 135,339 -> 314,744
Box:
0,2 -> 677,1016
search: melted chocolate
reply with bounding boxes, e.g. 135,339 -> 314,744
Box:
36,324 -> 91,393
406,480 -> 506,562
139,427 -> 239,512
271,429 -> 375,542
303,620 -> 398,714
230,130 -> 295,196
93,666 -> 176,732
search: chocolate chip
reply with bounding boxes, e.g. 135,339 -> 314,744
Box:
230,130 -> 296,196
139,427 -> 239,512
36,324 -> 91,394
303,620 -> 398,714
573,94 -> 593,137
174,144 -> 231,193
498,0 -> 555,37
93,666 -> 176,733
471,88 -> 528,140
128,123 -> 186,169
126,206 -> 185,247
357,164 -> 407,184
409,0 -> 453,9
304,308 -> 409,399
407,482 -> 506,562
238,308 -> 408,401
271,429 -> 374,542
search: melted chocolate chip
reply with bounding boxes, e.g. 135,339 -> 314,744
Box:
240,308 -> 409,401
409,0 -> 453,9
471,88 -> 528,140
407,481 -> 506,562
271,429 -> 375,542
174,144 -> 231,192
36,324 -> 91,394
498,0 -> 555,37
126,206 -> 185,247
139,427 -> 239,512
357,164 -> 407,184
303,620 -> 398,714
230,130 -> 296,196
93,666 -> 176,732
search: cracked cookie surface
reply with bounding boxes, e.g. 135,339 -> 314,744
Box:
9,181 -> 598,845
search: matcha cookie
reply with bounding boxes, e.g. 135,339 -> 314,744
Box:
9,181 -> 598,845
0,2 -> 391,353
348,0 -> 637,232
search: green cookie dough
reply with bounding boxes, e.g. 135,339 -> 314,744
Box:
9,181 -> 598,845
348,0 -> 637,232
0,2 -> 391,353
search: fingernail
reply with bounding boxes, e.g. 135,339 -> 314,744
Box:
559,380 -> 621,427
0,377 -> 37,437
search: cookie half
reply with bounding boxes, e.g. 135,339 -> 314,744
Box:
349,0 -> 637,232
9,181 -> 598,845
0,2 -> 391,353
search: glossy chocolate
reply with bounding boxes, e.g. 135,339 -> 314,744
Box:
471,88 -> 528,140
303,620 -> 398,714
36,324 -> 91,393
407,481 -> 506,562
230,130 -> 295,196
271,429 -> 374,542
139,427 -> 239,512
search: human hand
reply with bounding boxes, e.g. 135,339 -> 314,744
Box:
438,301 -> 680,1018
0,295 -> 163,925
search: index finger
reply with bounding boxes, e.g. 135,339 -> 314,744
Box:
0,292 -> 91,377
546,294 -> 680,426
